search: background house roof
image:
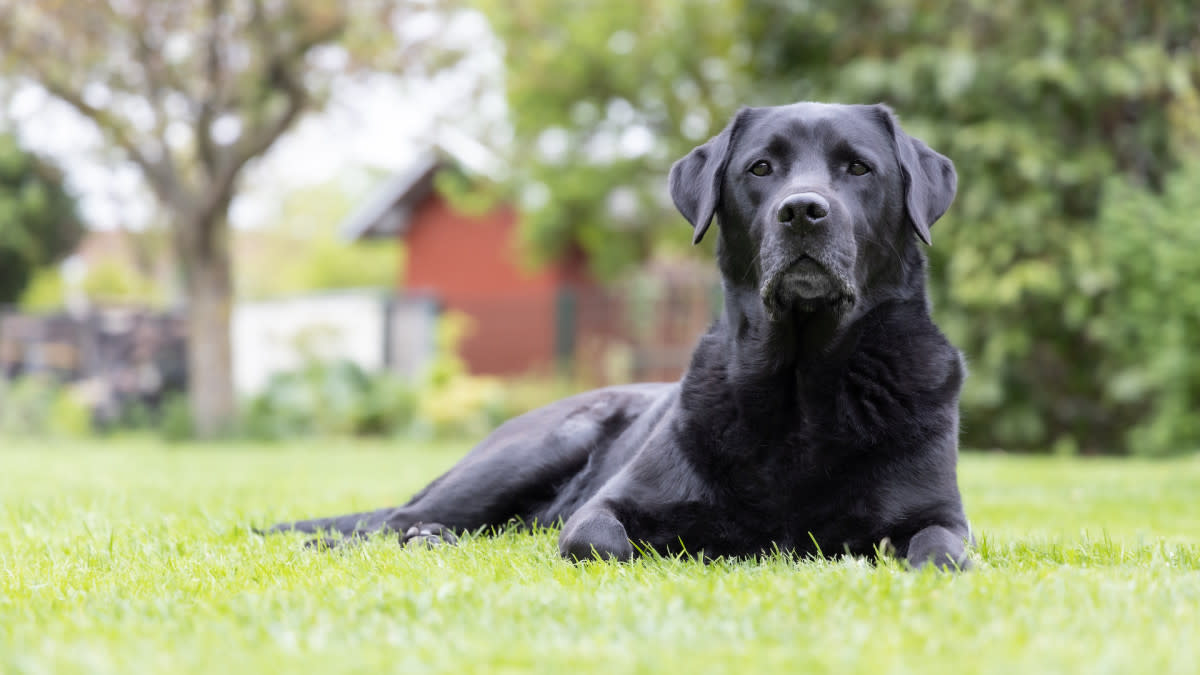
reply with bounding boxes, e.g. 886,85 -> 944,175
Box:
340,152 -> 441,241
341,130 -> 504,241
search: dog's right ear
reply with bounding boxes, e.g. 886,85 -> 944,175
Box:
873,105 -> 957,246
669,108 -> 749,245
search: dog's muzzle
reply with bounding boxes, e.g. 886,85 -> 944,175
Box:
760,255 -> 856,321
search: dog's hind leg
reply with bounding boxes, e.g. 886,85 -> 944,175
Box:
260,428 -> 594,548
262,507 -> 399,536
260,384 -> 669,549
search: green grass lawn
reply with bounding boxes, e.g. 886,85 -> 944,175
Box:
2,439 -> 1199,674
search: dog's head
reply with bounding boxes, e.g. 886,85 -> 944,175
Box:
669,102 -> 956,322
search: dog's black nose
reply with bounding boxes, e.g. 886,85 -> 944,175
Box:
777,193 -> 830,227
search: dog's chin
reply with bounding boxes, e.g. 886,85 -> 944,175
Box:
761,257 -> 855,322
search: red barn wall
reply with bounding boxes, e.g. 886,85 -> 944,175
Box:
402,194 -> 563,375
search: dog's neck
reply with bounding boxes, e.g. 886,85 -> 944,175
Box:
688,239 -> 930,424
720,283 -> 849,373
711,279 -> 924,428
685,286 -> 844,430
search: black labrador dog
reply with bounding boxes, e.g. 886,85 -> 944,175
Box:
269,102 -> 972,569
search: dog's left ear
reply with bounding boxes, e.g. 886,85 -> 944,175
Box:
875,105 -> 957,245
669,108 -> 750,245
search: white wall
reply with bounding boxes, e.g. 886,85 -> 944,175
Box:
232,291 -> 390,396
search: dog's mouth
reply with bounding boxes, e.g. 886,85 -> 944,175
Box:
760,255 -> 855,321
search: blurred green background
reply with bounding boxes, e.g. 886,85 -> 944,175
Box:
2,0 -> 1199,456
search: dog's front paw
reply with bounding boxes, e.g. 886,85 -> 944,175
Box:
905,525 -> 972,571
559,510 -> 634,562
401,522 -> 458,549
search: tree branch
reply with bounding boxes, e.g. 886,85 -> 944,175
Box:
194,1 -> 347,232
35,76 -> 192,212
195,0 -> 228,178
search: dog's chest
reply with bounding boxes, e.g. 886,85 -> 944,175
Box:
697,406 -> 900,548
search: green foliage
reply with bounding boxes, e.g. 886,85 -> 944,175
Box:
19,257 -> 171,311
236,179 -> 399,300
241,359 -> 419,440
0,134 -> 82,304
0,376 -> 91,438
409,312 -> 505,438
16,265 -> 68,311
1086,160 -> 1200,455
79,260 -> 166,307
237,237 -> 398,300
156,394 -> 195,442
239,312 -> 574,441
294,239 -> 397,291
475,0 -> 1200,454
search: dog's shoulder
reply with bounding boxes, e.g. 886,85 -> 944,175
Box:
840,299 -> 965,411
676,320 -> 737,414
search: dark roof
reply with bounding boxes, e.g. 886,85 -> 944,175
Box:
341,129 -> 505,241
340,152 -> 440,241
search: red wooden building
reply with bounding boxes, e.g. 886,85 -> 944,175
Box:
343,155 -> 591,376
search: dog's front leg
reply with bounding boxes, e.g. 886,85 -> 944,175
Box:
904,524 -> 972,571
558,507 -> 634,562
557,401 -> 703,563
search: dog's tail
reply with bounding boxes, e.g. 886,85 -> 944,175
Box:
259,506 -> 398,536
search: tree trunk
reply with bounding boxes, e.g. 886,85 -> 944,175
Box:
180,220 -> 236,438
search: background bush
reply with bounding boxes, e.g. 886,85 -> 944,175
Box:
0,376 -> 91,439
239,312 -> 572,442
0,134 -> 83,305
1087,159 -> 1200,455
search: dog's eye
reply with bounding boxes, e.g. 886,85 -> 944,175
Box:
847,160 -> 871,176
749,160 -> 773,177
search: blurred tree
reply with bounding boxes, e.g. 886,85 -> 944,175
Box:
0,134 -> 82,304
0,0 -> 461,436
477,0 -> 1200,454
473,0 -> 753,277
